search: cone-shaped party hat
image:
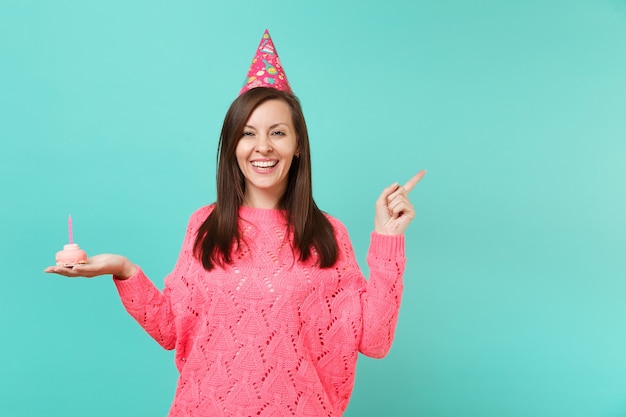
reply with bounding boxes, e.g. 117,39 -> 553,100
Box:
239,29 -> 292,95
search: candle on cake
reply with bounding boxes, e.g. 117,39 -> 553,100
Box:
55,215 -> 88,267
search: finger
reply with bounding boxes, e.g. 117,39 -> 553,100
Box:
387,187 -> 409,209
387,194 -> 407,212
44,265 -> 73,273
402,170 -> 427,193
71,263 -> 106,276
45,262 -> 101,276
387,185 -> 408,204
44,266 -> 83,277
377,182 -> 400,208
388,198 -> 415,219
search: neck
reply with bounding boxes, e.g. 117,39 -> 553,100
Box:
242,195 -> 281,209
243,189 -> 285,209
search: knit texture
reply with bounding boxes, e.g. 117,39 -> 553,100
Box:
114,205 -> 406,417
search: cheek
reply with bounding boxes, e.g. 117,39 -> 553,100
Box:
235,143 -> 248,166
286,137 -> 299,157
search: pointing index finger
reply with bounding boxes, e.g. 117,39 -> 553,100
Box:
402,169 -> 427,193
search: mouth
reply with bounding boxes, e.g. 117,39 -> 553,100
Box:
251,160 -> 278,170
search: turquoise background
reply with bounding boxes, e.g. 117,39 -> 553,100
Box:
2,0 -> 626,415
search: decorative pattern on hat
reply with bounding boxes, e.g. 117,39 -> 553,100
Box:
239,29 -> 292,95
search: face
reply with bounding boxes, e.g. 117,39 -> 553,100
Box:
236,99 -> 299,208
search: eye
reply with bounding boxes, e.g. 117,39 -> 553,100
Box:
241,131 -> 255,138
271,130 -> 286,136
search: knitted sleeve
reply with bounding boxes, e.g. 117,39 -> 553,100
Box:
361,232 -> 406,358
113,267 -> 177,349
332,221 -> 406,359
113,207 -> 207,350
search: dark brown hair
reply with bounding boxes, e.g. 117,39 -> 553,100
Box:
194,87 -> 338,270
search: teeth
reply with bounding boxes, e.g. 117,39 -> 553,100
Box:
251,160 -> 277,168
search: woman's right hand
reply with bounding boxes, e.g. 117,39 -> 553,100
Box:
44,254 -> 137,280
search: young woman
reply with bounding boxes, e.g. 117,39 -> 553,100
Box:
46,32 -> 425,417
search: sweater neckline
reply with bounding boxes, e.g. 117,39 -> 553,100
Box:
238,205 -> 287,224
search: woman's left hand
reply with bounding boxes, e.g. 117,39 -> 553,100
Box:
374,170 -> 426,236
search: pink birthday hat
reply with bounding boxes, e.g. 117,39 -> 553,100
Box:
239,29 -> 292,95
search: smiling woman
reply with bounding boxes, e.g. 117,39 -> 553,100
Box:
236,98 -> 299,208
44,30 -> 425,417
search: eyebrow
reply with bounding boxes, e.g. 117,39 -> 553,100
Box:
244,123 -> 289,130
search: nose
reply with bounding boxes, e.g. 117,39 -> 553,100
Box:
255,134 -> 272,153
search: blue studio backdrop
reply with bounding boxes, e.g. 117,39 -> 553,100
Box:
1,1 -> 626,416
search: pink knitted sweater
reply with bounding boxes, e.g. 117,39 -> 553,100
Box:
114,205 -> 406,417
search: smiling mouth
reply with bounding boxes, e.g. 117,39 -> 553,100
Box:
251,160 -> 278,168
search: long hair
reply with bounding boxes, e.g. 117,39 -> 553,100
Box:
194,87 -> 338,271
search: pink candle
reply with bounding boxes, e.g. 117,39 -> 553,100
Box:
68,215 -> 73,244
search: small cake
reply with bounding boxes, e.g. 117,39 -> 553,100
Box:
56,243 -> 87,267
